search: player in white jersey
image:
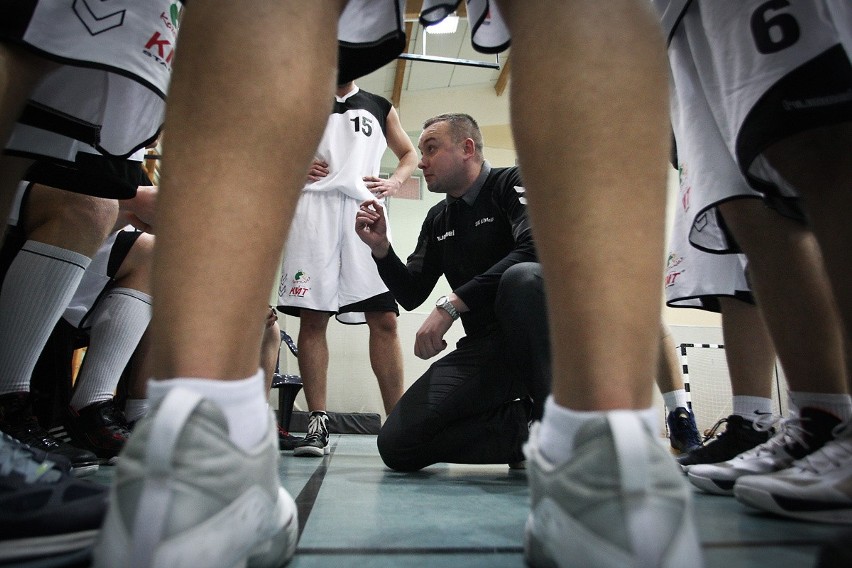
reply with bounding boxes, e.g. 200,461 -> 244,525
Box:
0,0 -> 179,229
277,81 -> 416,456
278,83 -> 405,324
657,0 -> 852,523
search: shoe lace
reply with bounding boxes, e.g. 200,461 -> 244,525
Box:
738,415 -> 808,459
791,430 -> 852,474
0,434 -> 62,483
700,417 -> 729,444
306,413 -> 328,440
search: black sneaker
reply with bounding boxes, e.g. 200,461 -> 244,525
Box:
293,411 -> 329,457
0,392 -> 99,476
677,413 -> 772,471
667,407 -> 702,454
66,398 -> 132,463
277,424 -> 304,451
0,432 -> 108,563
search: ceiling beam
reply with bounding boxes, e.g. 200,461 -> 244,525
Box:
494,55 -> 510,96
392,20 -> 414,108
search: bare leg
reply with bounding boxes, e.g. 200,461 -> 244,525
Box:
127,329 -> 151,401
498,0 -> 669,411
765,122 -> 852,395
297,309 -> 331,411
657,324 -> 685,396
365,310 -> 404,415
149,1 -> 342,382
718,199 -> 847,396
24,187 -> 117,257
260,316 -> 281,395
494,3 -> 700,565
93,3 -> 347,565
718,297 -> 775,399
110,232 -> 153,295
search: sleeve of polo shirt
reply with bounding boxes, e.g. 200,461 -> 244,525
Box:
373,213 -> 444,311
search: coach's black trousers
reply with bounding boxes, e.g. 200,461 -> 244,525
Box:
377,263 -> 550,471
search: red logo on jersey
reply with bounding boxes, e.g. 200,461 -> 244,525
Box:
145,32 -> 174,63
289,287 -> 309,298
664,271 -> 683,287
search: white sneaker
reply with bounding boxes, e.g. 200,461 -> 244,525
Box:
524,412 -> 703,568
92,387 -> 298,567
734,420 -> 852,524
688,408 -> 840,496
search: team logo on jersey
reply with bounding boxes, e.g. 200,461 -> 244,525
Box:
474,217 -> 494,227
666,252 -> 683,270
437,230 -> 455,241
142,3 -> 182,73
665,251 -> 685,288
665,269 -> 684,288
286,270 -> 312,298
143,31 -> 176,71
168,3 -> 183,30
514,185 -> 527,205
73,0 -> 126,35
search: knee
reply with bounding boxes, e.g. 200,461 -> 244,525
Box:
496,262 -> 544,313
25,186 -> 119,252
299,311 -> 330,335
114,232 -> 155,290
377,425 -> 423,472
54,193 -> 118,242
366,311 -> 398,337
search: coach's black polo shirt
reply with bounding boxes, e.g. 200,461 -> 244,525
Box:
374,163 -> 537,338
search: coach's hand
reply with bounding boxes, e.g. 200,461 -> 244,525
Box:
355,199 -> 390,258
414,308 -> 452,360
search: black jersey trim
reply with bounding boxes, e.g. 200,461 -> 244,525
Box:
736,45 -> 852,183
0,0 -> 38,38
338,31 -> 406,85
23,158 -> 138,200
18,100 -> 101,146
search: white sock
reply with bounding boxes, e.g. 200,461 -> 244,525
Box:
538,395 -> 657,467
662,389 -> 689,412
70,288 -> 152,410
0,241 -> 90,394
789,391 -> 852,422
731,395 -> 773,419
123,398 -> 149,423
147,369 -> 269,451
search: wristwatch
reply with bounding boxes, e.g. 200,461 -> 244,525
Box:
435,296 -> 460,320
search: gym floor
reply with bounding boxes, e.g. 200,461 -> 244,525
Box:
21,434 -> 849,568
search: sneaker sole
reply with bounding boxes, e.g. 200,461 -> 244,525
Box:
0,529 -> 100,562
687,471 -> 735,496
734,485 -> 852,524
293,444 -> 329,457
71,463 -> 100,477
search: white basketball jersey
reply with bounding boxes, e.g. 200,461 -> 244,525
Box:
306,86 -> 392,202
